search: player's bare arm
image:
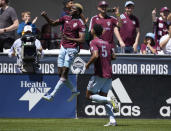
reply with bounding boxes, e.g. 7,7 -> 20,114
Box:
41,11 -> 60,26
63,32 -> 85,44
85,51 -> 98,69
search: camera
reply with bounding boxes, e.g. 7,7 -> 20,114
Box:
107,8 -> 116,13
20,33 -> 39,73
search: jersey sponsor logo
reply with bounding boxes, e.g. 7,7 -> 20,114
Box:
123,20 -> 127,24
73,23 -> 78,28
71,57 -> 86,74
107,21 -> 111,26
160,97 -> 171,117
19,81 -> 51,111
85,78 -> 141,117
132,21 -> 136,25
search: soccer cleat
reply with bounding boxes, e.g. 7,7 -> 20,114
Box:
110,96 -> 119,113
42,95 -> 53,101
67,91 -> 80,102
104,122 -> 117,127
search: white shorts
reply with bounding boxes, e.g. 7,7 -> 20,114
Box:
58,45 -> 78,68
87,75 -> 112,94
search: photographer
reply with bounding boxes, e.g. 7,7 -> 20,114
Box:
8,25 -> 43,73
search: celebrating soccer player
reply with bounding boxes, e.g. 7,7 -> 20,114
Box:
41,3 -> 85,101
86,24 -> 119,126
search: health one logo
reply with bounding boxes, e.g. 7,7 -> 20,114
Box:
19,81 -> 51,111
85,78 -> 141,117
160,98 -> 171,117
71,57 -> 86,74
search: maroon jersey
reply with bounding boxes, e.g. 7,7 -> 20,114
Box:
90,37 -> 114,78
89,15 -> 117,45
153,17 -> 168,49
59,15 -> 86,48
119,13 -> 140,46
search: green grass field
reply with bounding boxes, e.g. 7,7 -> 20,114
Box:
0,118 -> 171,131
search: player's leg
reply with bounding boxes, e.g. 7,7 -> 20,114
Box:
50,46 -> 67,97
86,76 -> 111,103
43,46 -> 66,101
63,47 -> 80,101
101,79 -> 118,126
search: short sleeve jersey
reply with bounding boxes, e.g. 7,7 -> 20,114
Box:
59,15 -> 86,48
89,15 -> 117,45
119,13 -> 140,46
90,37 -> 114,78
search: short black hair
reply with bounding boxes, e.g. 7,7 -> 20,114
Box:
63,0 -> 73,6
167,23 -> 171,30
93,24 -> 103,37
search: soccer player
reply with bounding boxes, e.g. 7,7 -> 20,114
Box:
86,24 -> 119,126
89,1 -> 122,49
41,3 -> 85,101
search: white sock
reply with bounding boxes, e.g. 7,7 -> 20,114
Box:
64,79 -> 77,92
90,94 -> 109,103
50,78 -> 65,97
105,104 -> 115,123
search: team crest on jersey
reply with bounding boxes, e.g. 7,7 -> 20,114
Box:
71,57 -> 86,74
123,20 -> 127,24
159,23 -> 164,28
132,21 -> 136,25
107,21 -> 111,26
73,23 -> 78,28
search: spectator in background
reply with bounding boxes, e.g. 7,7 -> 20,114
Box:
17,11 -> 38,36
61,0 -> 74,17
0,0 -> 19,52
152,7 -> 171,51
89,1 -> 122,50
141,33 -> 157,55
160,23 -> 171,54
116,1 -> 140,53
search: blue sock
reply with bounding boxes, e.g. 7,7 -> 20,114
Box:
50,78 -> 65,97
90,94 -> 109,103
105,104 -> 116,123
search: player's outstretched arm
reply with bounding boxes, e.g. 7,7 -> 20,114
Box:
41,11 -> 60,26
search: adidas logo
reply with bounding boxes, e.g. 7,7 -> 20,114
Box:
85,78 -> 141,117
160,97 -> 171,117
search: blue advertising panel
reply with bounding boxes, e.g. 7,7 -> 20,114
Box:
0,74 -> 77,118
